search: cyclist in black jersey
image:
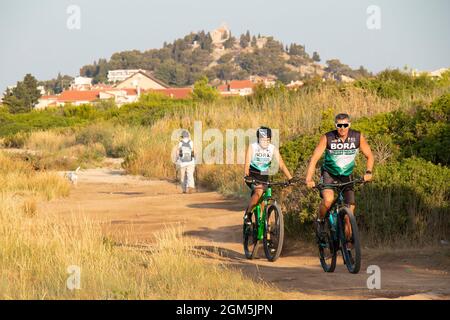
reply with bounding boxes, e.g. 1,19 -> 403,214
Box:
305,113 -> 374,242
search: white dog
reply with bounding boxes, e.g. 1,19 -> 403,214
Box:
66,166 -> 81,185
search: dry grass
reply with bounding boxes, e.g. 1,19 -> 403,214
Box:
0,152 -> 283,299
7,124 -> 153,171
0,152 -> 70,200
25,130 -> 76,153
0,197 -> 281,299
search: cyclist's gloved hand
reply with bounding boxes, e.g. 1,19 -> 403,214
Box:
363,170 -> 373,182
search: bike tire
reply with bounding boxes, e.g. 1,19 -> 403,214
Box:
243,211 -> 258,259
263,202 -> 284,262
339,208 -> 361,274
318,219 -> 337,273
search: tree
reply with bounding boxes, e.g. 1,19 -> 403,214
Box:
325,59 -> 353,78
251,36 -> 257,47
155,59 -> 189,86
223,33 -> 235,49
240,33 -> 249,48
39,73 -> 73,94
289,43 -> 306,56
3,74 -> 41,113
353,65 -> 371,79
212,63 -> 234,80
312,51 -> 321,62
245,30 -> 251,42
191,76 -> 219,103
278,69 -> 301,84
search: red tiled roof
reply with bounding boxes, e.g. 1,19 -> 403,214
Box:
40,95 -> 58,100
58,90 -> 100,102
218,80 -> 255,91
148,88 -> 193,99
122,88 -> 138,95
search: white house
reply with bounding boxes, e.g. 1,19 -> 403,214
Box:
107,69 -> 141,83
71,76 -> 93,90
115,70 -> 168,90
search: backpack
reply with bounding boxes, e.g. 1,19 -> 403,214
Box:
179,140 -> 194,162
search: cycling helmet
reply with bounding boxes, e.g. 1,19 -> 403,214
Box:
257,126 -> 272,142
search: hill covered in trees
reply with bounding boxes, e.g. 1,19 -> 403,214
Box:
78,28 -> 371,86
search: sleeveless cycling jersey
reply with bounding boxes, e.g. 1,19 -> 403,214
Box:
249,142 -> 275,173
322,129 -> 361,176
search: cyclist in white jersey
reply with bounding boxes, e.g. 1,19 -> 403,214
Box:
244,127 -> 293,224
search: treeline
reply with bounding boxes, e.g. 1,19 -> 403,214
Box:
78,29 -> 369,86
39,73 -> 73,95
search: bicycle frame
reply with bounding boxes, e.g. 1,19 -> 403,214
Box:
251,186 -> 273,241
326,190 -> 346,241
244,176 -> 292,242
320,179 -> 364,243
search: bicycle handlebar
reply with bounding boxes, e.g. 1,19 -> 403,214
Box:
243,176 -> 297,187
314,177 -> 366,190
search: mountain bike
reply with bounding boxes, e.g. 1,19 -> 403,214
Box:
315,178 -> 365,274
243,176 -> 292,262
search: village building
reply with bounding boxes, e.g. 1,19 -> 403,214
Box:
210,24 -> 230,50
115,70 -> 169,91
107,69 -> 141,83
217,80 -> 255,96
70,76 -> 93,91
250,75 -> 277,87
35,95 -> 59,109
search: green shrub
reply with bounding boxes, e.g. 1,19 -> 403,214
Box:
62,104 -> 101,120
75,124 -> 114,156
357,157 -> 449,244
354,69 -> 439,99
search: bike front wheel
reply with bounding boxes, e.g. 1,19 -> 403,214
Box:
339,208 -> 361,274
318,219 -> 337,272
263,203 -> 284,262
243,211 -> 258,259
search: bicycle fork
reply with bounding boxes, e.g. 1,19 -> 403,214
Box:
328,210 -> 338,242
256,205 -> 265,241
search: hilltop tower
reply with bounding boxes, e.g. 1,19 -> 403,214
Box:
211,23 -> 230,45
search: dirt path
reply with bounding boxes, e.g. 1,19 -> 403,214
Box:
39,168 -> 450,300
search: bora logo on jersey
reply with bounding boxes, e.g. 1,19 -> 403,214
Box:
330,142 -> 357,150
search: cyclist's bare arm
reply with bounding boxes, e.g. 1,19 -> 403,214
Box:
244,144 -> 252,177
305,135 -> 327,187
274,148 -> 293,180
360,134 -> 374,181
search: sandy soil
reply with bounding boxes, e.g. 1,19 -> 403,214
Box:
38,167 -> 450,300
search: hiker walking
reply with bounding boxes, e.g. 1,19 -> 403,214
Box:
177,130 -> 196,193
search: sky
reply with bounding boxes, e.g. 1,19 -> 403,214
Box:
0,0 -> 449,91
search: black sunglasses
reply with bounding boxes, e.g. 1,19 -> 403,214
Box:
335,123 -> 350,128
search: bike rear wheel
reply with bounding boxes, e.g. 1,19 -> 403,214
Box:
339,208 -> 361,274
243,211 -> 258,259
318,219 -> 337,272
263,203 -> 284,262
